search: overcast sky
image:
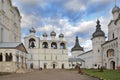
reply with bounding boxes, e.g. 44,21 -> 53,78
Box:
12,0 -> 120,54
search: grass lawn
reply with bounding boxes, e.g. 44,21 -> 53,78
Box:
83,69 -> 120,80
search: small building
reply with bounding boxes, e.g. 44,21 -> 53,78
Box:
69,36 -> 85,68
0,42 -> 28,73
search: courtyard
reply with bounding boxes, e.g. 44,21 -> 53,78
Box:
0,69 -> 99,80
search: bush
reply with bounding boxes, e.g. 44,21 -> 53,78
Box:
116,66 -> 120,71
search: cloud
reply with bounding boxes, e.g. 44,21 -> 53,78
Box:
21,13 -> 36,28
11,0 -> 119,53
64,0 -> 86,12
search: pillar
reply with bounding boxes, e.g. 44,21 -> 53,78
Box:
12,54 -> 16,62
3,54 -> 5,61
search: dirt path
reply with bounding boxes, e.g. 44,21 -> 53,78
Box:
0,69 -> 99,80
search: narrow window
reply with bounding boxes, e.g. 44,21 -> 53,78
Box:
56,56 -> 57,60
44,56 -> 46,60
113,33 -> 114,39
98,49 -> 100,53
0,28 -> 3,42
0,53 -> 2,61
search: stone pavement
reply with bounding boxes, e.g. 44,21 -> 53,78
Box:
0,69 -> 99,80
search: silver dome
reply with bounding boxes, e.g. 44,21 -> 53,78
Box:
43,32 -> 48,37
50,31 -> 56,36
29,27 -> 36,33
59,33 -> 64,38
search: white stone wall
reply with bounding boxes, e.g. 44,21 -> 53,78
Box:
0,0 -> 21,42
92,36 -> 105,67
78,50 -> 93,69
72,51 -> 84,58
24,33 -> 69,69
0,48 -> 27,72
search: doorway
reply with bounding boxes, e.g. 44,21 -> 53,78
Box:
62,64 -> 64,69
53,64 -> 55,69
30,63 -> 33,69
110,61 -> 115,69
44,64 -> 47,69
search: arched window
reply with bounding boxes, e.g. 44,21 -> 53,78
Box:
51,42 -> 57,49
9,53 -> 12,61
60,43 -> 65,49
107,49 -> 114,57
0,53 -> 2,61
5,53 -> 9,61
29,38 -> 36,48
42,42 -> 48,48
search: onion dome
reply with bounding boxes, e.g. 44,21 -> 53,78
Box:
29,27 -> 36,33
92,20 -> 105,38
43,32 -> 48,37
50,31 -> 56,36
59,33 -> 64,38
112,5 -> 120,14
71,36 -> 84,51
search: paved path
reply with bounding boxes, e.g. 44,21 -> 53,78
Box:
0,69 -> 99,80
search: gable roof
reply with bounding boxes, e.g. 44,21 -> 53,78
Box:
0,42 -> 28,53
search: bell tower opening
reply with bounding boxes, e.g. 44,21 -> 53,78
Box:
29,38 -> 36,48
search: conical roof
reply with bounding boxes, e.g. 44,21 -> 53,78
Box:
112,5 -> 120,14
71,36 -> 84,51
92,20 -> 105,38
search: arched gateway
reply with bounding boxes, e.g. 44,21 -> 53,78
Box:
110,61 -> 115,70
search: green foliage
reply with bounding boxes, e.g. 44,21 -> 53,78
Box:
84,69 -> 120,80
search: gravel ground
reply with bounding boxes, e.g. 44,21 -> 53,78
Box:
0,69 -> 99,80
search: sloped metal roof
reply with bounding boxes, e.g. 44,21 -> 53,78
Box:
69,57 -> 85,62
0,42 -> 28,53
0,42 -> 21,48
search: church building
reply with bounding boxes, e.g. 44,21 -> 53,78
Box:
0,0 -> 28,73
24,28 -> 69,69
71,5 -> 120,70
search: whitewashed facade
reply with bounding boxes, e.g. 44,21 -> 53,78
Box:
0,0 -> 21,42
0,0 -> 27,73
72,5 -> 120,70
0,43 -> 28,72
24,28 -> 69,69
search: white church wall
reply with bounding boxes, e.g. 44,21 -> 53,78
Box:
0,0 -> 21,43
78,50 -> 93,69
